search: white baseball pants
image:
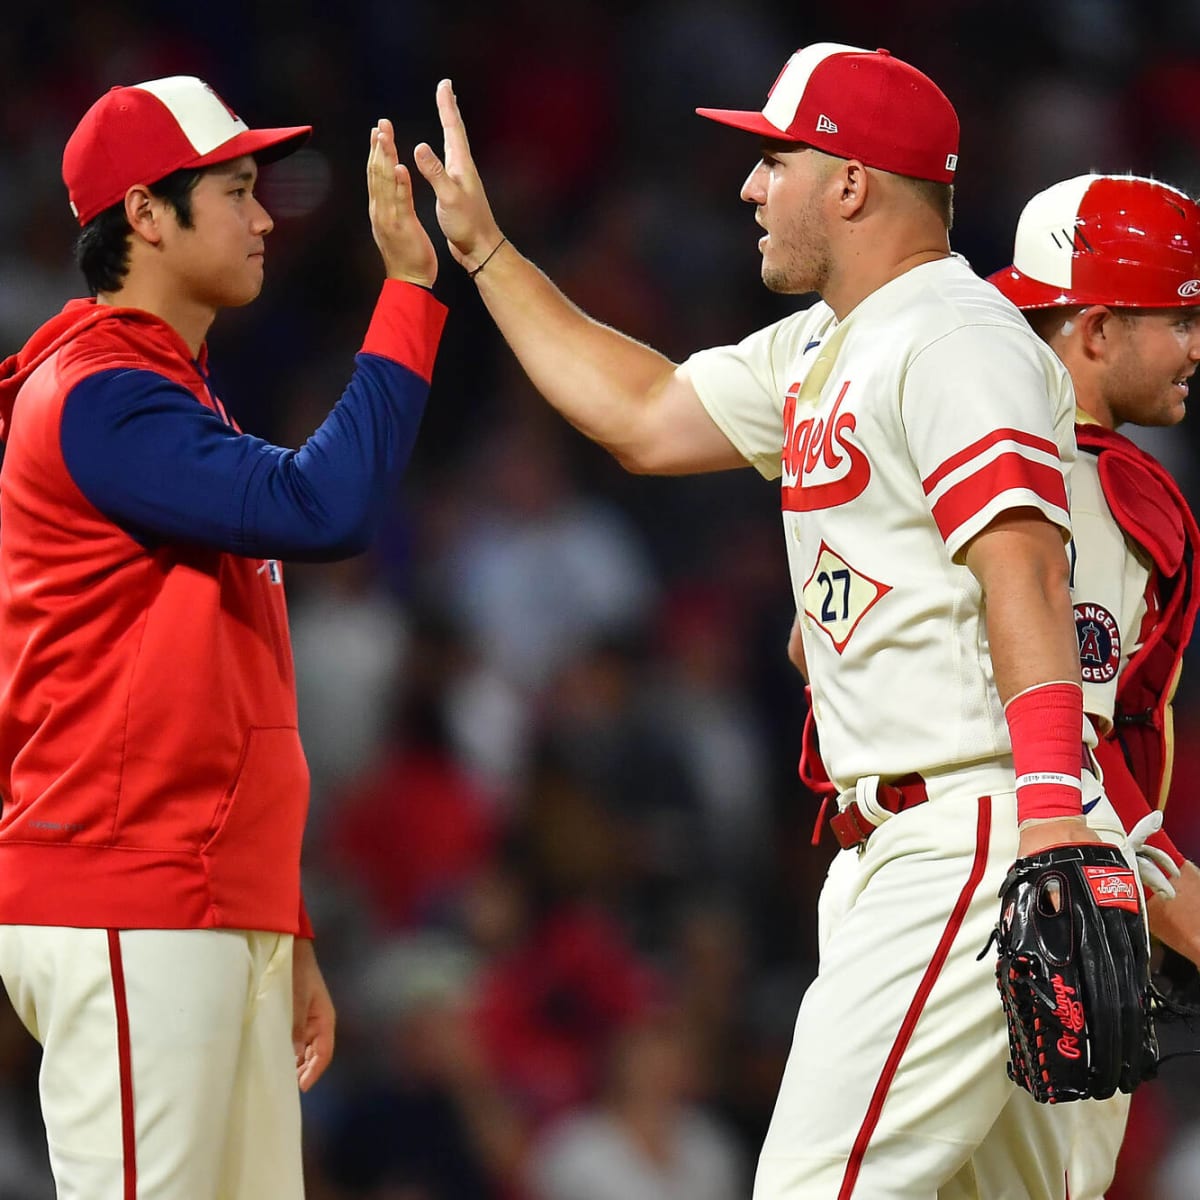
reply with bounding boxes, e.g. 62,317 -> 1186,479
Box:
754,769 -> 1135,1200
0,926 -> 303,1199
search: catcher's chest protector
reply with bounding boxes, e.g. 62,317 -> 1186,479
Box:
1076,425 -> 1200,809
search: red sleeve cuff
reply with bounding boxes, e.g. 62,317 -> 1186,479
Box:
360,280 -> 448,384
298,893 -> 314,939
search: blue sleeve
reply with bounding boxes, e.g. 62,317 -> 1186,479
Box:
59,355 -> 428,561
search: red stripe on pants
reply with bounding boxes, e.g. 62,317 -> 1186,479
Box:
107,931 -> 138,1200
838,798 -> 993,1198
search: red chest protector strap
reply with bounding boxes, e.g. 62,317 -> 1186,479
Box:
798,688 -> 838,845
1076,424 -> 1200,814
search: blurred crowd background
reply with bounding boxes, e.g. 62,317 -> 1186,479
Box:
3,1 -> 1200,1197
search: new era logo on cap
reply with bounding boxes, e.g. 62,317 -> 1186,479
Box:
696,43 -> 959,185
988,174 -> 1200,311
63,75 -> 312,226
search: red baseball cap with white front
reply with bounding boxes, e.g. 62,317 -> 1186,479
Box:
696,42 -> 959,185
63,75 -> 312,226
988,174 -> 1200,310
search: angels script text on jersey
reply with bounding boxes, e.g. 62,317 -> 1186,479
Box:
781,380 -> 870,513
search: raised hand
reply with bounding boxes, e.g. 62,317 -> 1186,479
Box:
367,117 -> 438,287
414,79 -> 506,275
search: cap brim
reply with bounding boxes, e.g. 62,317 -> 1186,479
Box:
695,107 -> 795,140
190,125 -> 312,170
986,265 -> 1079,311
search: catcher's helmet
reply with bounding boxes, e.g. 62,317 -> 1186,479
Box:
988,174 -> 1200,310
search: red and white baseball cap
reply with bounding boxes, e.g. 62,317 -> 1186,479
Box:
63,76 -> 312,226
696,43 -> 959,185
989,175 -> 1200,310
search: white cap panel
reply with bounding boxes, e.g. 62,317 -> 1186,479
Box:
1011,175 -> 1097,289
762,43 -> 869,132
136,76 -> 249,155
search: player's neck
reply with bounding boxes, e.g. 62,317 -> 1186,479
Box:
97,281 -> 217,359
1076,400 -> 1117,430
1069,378 -> 1116,431
824,246 -> 950,321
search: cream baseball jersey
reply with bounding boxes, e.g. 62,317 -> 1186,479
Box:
1068,429 -> 1154,735
686,256 -> 1076,788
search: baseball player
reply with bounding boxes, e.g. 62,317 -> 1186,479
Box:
989,174 -> 1200,1195
414,43 -> 1134,1199
0,78 -> 443,1198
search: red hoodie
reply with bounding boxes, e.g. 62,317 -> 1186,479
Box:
0,283 -> 444,933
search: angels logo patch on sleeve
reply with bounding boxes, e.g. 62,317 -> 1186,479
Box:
1074,603 -> 1121,683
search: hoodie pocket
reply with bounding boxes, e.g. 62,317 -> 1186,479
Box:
203,727 -> 310,909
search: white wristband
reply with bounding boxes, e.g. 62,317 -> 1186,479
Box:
1014,772 -> 1082,791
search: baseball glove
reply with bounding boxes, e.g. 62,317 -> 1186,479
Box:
988,842 -> 1158,1103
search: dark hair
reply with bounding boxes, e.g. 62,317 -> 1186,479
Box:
74,168 -> 202,295
901,176 -> 955,230
1023,305 -> 1167,343
1023,306 -> 1079,343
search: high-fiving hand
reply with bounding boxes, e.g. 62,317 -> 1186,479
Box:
367,117 -> 438,287
414,79 -> 507,276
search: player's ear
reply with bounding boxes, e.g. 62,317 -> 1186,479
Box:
836,160 -> 868,219
1076,306 -> 1116,361
124,185 -> 165,247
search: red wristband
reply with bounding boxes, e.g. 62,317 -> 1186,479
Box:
1005,682 -> 1084,824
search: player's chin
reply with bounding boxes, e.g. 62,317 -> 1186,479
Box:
761,265 -> 804,295
225,276 -> 266,308
1163,387 -> 1188,424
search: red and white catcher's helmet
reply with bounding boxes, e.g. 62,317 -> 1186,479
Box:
988,174 -> 1200,310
